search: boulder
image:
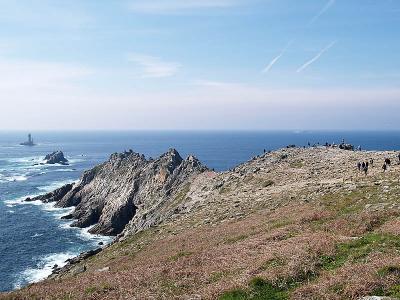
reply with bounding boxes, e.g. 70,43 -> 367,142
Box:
44,151 -> 69,165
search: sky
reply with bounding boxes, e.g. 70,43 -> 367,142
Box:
0,0 -> 399,130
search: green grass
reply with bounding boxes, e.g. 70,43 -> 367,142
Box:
173,184 -> 191,205
320,233 -> 400,271
387,284 -> 400,298
372,283 -> 400,298
58,295 -> 74,300
289,161 -> 304,169
209,271 -> 229,283
160,279 -> 187,294
224,234 -> 249,245
374,266 -> 400,298
319,181 -> 400,217
260,258 -> 286,271
328,283 -> 344,294
220,186 -> 232,194
377,265 -> 400,277
84,286 -> 98,294
84,283 -> 114,295
220,289 -> 248,300
319,190 -> 366,215
267,219 -> 292,230
170,251 -> 193,261
220,278 -> 288,300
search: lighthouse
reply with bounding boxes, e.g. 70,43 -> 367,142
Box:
20,133 -> 36,146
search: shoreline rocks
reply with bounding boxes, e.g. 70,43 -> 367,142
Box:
25,183 -> 75,203
31,148 -> 208,237
49,248 -> 102,279
44,151 -> 69,165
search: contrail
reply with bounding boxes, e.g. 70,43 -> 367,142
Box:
309,0 -> 335,25
262,41 -> 293,73
296,41 -> 336,73
262,53 -> 284,73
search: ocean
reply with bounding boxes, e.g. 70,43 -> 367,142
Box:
1,130 -> 400,292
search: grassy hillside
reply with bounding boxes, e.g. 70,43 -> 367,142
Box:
3,148 -> 400,300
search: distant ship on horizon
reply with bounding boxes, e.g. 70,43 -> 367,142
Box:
20,133 -> 36,146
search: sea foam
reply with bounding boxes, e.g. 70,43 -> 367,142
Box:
14,252 -> 76,289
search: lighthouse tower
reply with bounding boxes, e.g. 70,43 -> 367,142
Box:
20,133 -> 36,146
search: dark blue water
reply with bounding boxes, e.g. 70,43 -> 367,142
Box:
1,130 -> 400,292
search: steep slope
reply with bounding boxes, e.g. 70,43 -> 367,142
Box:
4,147 -> 400,300
27,148 -> 207,236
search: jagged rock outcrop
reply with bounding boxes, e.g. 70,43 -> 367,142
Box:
44,151 -> 69,165
26,183 -> 74,203
33,149 -> 208,236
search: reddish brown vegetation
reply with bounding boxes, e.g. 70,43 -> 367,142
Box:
3,148 -> 400,299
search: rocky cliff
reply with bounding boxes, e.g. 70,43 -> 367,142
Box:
7,147 -> 400,300
28,149 -> 207,236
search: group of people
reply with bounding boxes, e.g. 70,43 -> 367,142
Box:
357,153 -> 400,175
307,139 -> 357,151
357,159 -> 373,175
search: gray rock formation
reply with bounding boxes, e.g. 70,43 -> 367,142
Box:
44,151 -> 69,165
49,248 -> 101,279
33,149 -> 208,236
25,183 -> 74,203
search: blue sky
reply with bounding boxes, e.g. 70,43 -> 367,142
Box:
0,0 -> 399,130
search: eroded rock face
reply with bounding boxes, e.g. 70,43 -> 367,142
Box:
33,149 -> 207,236
26,183 -> 74,203
44,151 -> 69,165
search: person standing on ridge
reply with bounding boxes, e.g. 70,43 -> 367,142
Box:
364,164 -> 368,176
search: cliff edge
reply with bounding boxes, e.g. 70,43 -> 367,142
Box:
4,147 -> 400,300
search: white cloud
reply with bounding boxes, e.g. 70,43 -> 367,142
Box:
127,53 -> 180,78
192,79 -> 240,88
297,41 -> 336,73
128,0 -> 240,14
0,56 -> 399,131
0,58 -> 92,90
1,69 -> 400,130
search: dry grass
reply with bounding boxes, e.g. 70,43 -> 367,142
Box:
3,148 -> 400,300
